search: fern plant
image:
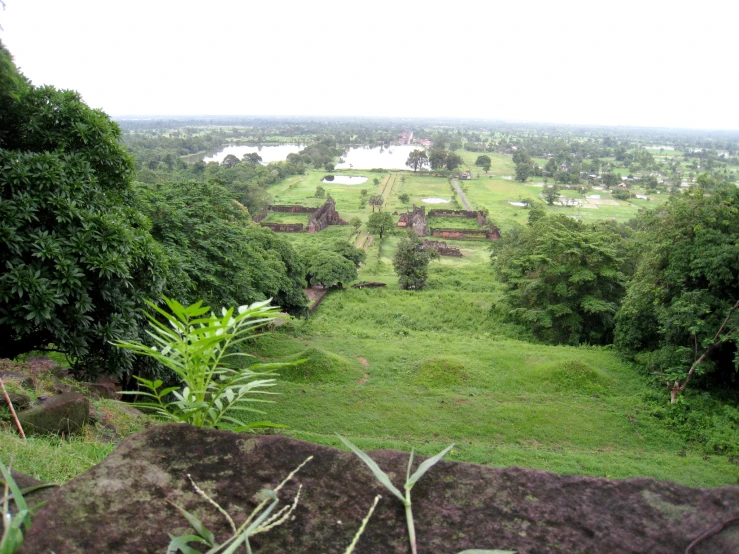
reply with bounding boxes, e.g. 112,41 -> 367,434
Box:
115,297 -> 289,431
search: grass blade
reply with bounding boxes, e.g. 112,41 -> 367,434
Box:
406,444 -> 454,489
338,435 -> 405,503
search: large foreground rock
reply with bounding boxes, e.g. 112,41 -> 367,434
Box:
22,424 -> 739,553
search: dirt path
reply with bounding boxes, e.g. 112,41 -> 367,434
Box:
452,179 -> 472,210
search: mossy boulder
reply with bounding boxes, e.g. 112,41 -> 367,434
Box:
17,392 -> 89,435
21,425 -> 739,553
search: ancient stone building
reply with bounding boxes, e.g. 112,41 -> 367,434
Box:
396,205 -> 428,236
307,197 -> 347,232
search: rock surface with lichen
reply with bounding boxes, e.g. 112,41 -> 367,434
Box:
21,424 -> 739,553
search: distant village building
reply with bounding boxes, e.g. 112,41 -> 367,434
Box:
458,172 -> 472,180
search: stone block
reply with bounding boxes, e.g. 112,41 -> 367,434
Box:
17,392 -> 89,435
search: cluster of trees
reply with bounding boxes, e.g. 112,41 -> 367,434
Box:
0,45 -> 313,380
493,184 -> 739,403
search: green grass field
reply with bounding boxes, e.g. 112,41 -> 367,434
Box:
245,154 -> 739,489
251,269 -> 738,487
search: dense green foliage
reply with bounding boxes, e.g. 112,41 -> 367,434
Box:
134,180 -> 308,314
393,232 -> 439,290
367,212 -> 395,240
0,45 -> 169,377
492,215 -> 628,345
302,248 -> 357,288
615,185 -> 739,390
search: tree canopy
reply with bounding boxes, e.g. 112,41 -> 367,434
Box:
405,149 -> 429,172
392,232 -> 439,290
0,44 -> 170,377
492,215 -> 629,345
367,211 -> 395,240
614,185 -> 739,392
302,248 -> 357,288
134,180 -> 308,315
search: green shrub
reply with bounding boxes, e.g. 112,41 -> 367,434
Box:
115,297 -> 288,431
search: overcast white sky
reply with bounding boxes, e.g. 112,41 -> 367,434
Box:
2,0 -> 738,130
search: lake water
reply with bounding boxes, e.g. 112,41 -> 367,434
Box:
336,145 -> 426,170
422,198 -> 451,204
508,201 -> 528,207
187,144 -> 305,164
322,176 -> 368,185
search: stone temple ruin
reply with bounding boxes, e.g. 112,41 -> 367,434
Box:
253,197 -> 347,233
423,240 -> 462,257
396,205 -> 429,236
397,206 -> 501,243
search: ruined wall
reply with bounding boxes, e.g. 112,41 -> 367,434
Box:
269,205 -> 316,213
428,209 -> 477,218
430,228 -> 497,240
307,197 -> 347,233
261,223 -> 304,233
397,205 -> 428,236
423,240 -> 462,257
252,208 -> 269,223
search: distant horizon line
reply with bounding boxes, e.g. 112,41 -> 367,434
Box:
110,114 -> 739,134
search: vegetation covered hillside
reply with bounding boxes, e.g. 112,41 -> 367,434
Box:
1,41 -> 737,506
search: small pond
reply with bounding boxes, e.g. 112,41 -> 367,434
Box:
422,198 -> 451,204
322,175 -> 368,185
508,201 -> 528,206
586,195 -> 602,199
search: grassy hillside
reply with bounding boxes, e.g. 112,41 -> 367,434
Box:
250,266 -> 738,487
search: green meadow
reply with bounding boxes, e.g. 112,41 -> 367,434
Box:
250,166 -> 737,487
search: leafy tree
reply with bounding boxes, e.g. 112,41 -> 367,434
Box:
515,162 -> 531,182
446,153 -> 463,171
360,188 -> 368,197
135,180 -> 307,316
331,240 -> 366,267
612,188 -> 631,200
242,152 -> 262,165
475,155 -> 492,173
0,45 -> 170,377
392,232 -> 439,290
602,172 -> 621,189
542,184 -> 560,205
368,194 -> 384,212
398,193 -> 410,204
512,149 -> 532,165
492,215 -> 628,345
405,149 -> 429,172
302,248 -> 357,287
614,185 -> 739,400
315,185 -> 326,198
367,212 -> 395,240
429,149 -> 448,170
350,216 -> 362,231
324,162 -> 335,171
222,154 -> 240,168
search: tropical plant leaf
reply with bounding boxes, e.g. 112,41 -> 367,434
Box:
170,503 -> 215,545
406,444 -> 454,489
166,533 -> 210,554
338,435 -> 405,503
